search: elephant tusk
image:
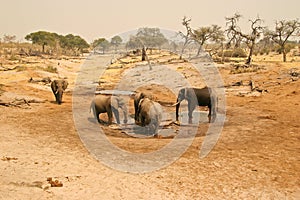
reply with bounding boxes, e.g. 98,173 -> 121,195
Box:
170,102 -> 180,106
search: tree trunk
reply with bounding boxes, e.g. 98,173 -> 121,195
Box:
42,44 -> 45,53
196,46 -> 202,56
282,46 -> 287,62
246,43 -> 254,65
141,47 -> 146,61
221,43 -> 224,63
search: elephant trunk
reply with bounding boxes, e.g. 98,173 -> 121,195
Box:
56,90 -> 63,104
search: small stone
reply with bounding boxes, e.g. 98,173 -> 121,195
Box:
41,183 -> 51,190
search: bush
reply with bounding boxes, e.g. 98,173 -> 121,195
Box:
35,65 -> 57,73
230,64 -> 262,74
44,65 -> 58,73
275,43 -> 296,54
219,48 -> 247,58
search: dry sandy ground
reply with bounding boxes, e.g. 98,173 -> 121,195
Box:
0,52 -> 299,199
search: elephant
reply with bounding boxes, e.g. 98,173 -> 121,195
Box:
90,95 -> 128,125
51,79 -> 68,104
133,92 -> 147,122
136,97 -> 163,135
133,92 -> 157,122
175,87 -> 217,124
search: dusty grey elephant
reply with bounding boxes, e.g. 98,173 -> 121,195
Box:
133,92 -> 147,122
133,92 -> 155,122
174,87 -> 217,124
91,95 -> 128,124
51,79 -> 68,104
136,97 -> 162,135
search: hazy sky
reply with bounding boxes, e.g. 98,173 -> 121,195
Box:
1,0 -> 299,42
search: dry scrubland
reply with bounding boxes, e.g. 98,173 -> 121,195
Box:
0,49 -> 299,199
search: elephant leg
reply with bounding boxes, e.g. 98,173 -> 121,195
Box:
208,105 -> 212,123
96,112 -> 101,123
175,101 -> 181,121
211,106 -> 217,123
107,110 -> 113,124
112,107 -> 120,124
141,115 -> 145,126
55,93 -> 59,103
152,122 -> 159,136
188,101 -> 196,124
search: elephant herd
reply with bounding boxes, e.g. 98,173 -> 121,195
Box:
49,79 -> 217,136
90,87 -> 217,136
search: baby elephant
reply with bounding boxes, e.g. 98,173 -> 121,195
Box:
91,95 -> 128,124
51,79 -> 68,104
136,97 -> 162,135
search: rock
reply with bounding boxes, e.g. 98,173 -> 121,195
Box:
41,183 -> 51,190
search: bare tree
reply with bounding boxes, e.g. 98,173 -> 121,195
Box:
3,34 -> 16,43
265,19 -> 300,62
226,13 -> 264,65
178,16 -> 193,59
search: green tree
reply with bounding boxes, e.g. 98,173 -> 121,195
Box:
25,31 -> 57,53
126,27 -> 168,50
111,35 -> 122,51
265,19 -> 300,62
192,24 -> 225,56
59,34 -> 89,55
136,27 -> 168,48
92,38 -> 110,54
91,38 -> 105,48
126,35 -> 143,50
126,27 -> 167,62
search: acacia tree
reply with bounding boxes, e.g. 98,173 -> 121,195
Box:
135,27 -> 167,49
59,34 -> 89,55
265,19 -> 300,62
92,38 -> 110,54
126,35 -> 142,50
91,38 -> 105,48
226,13 -> 265,65
25,31 -> 57,53
99,39 -> 110,54
192,24 -> 225,56
110,35 -> 122,52
126,27 -> 167,61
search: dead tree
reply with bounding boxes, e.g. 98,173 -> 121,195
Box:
265,19 -> 300,62
226,13 -> 264,65
178,16 -> 193,59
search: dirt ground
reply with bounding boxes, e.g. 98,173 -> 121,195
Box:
0,52 -> 299,199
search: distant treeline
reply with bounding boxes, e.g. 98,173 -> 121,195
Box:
0,13 -> 299,63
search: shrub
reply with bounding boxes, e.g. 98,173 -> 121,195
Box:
219,48 -> 247,58
44,65 -> 58,73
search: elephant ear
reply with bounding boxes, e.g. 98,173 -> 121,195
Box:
51,80 -> 58,93
187,88 -> 197,102
62,80 -> 68,90
184,88 -> 189,99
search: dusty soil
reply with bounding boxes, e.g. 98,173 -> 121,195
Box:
0,52 -> 299,199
